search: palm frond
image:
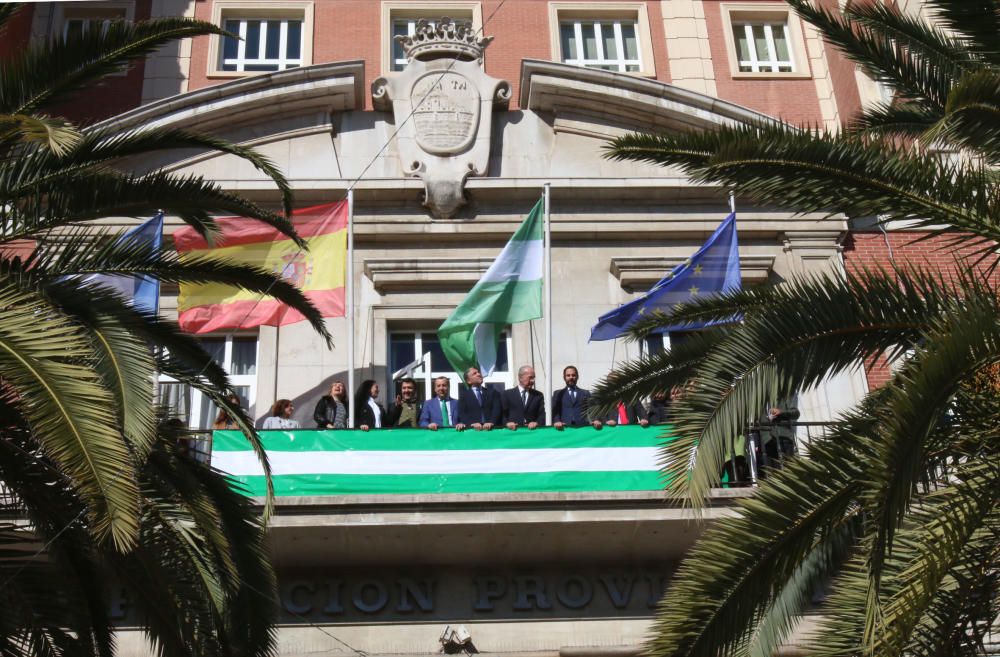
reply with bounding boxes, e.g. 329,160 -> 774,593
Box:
788,0 -> 960,108
644,424 -> 867,657
931,69 -> 1000,162
0,279 -> 139,549
0,3 -> 23,32
588,328 -> 729,419
850,102 -> 941,139
0,18 -> 229,115
0,113 -> 81,155
863,292 -> 1000,592
2,169 -> 300,249
645,269 -> 954,502
75,126 -> 294,219
605,126 -> 1000,247
926,0 -> 1000,67
19,231 -> 332,346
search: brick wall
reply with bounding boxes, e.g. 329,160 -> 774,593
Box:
0,4 -> 34,59
43,0 -> 153,123
842,230 -> 1000,389
702,0 -> 824,125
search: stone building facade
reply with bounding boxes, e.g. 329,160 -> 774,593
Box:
3,2 -> 944,655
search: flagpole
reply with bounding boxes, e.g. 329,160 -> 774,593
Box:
543,183 -> 553,415
346,189 -> 355,429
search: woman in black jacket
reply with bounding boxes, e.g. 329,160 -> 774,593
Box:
354,379 -> 386,431
313,381 -> 349,429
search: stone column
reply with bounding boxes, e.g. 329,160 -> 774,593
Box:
660,0 -> 717,96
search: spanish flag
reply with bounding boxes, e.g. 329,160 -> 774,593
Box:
175,201 -> 347,333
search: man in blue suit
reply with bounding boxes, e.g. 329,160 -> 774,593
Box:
552,365 -> 603,429
456,366 -> 502,430
419,376 -> 459,430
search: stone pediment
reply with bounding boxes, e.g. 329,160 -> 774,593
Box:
519,60 -> 775,134
611,255 -> 775,292
364,257 -> 494,293
95,61 -> 365,134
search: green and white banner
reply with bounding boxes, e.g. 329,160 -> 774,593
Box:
212,425 -> 672,497
438,198 -> 544,375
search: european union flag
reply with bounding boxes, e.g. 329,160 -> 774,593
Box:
590,213 -> 740,341
87,213 -> 164,314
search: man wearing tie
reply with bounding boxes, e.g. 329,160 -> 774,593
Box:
502,365 -> 546,430
552,365 -> 603,429
456,366 -> 501,430
419,376 -> 458,431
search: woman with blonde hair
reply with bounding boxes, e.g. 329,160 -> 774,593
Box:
313,381 -> 349,429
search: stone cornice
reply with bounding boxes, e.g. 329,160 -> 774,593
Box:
364,257 -> 495,292
519,59 -> 777,132
92,61 -> 365,134
611,254 -> 775,291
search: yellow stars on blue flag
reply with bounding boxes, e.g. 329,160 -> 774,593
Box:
589,212 -> 740,341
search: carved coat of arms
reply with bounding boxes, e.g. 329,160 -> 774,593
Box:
373,18 -> 510,218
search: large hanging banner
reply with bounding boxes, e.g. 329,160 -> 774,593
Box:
212,425 -> 673,497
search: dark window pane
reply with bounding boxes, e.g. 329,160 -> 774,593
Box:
244,63 -> 279,71
264,20 -> 281,59
231,337 -> 257,375
622,23 -> 638,60
286,20 -> 302,58
222,21 -> 239,61
390,333 -> 415,371
424,337 -> 450,372
65,20 -> 84,40
644,335 -> 664,354
495,332 -> 509,372
156,382 -> 189,420
245,20 -> 261,58
581,22 -> 597,59
200,338 -> 225,367
601,23 -> 618,59
559,23 -> 576,60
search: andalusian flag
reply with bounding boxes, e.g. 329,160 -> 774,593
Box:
212,426 -> 668,497
439,198 -> 543,375
175,202 -> 347,333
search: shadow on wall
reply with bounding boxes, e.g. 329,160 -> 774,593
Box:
255,370 -> 354,429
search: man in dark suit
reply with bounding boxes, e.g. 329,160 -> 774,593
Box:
418,376 -> 459,430
456,366 -> 501,430
552,365 -> 603,429
502,365 -> 546,429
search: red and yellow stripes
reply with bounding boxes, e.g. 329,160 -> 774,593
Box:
175,201 -> 347,333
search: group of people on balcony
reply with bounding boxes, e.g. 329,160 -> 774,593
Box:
253,364 -> 674,432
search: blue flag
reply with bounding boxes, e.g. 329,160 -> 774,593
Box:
590,213 -> 740,341
87,213 -> 164,314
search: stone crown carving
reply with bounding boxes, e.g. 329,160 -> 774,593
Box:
396,17 -> 493,63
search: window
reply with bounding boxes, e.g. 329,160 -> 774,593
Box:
220,17 -> 303,72
559,19 -> 640,72
731,21 -> 792,73
548,3 -> 655,77
156,335 -> 259,430
388,329 -> 512,399
720,4 -> 810,78
208,1 -> 314,77
381,3 -> 481,74
57,3 -> 132,40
